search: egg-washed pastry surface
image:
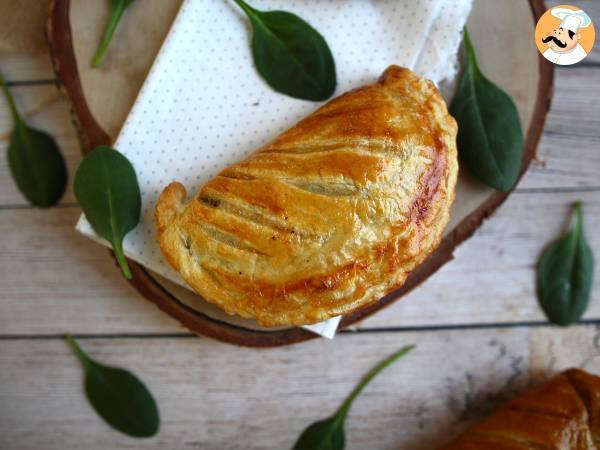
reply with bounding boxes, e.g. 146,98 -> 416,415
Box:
155,65 -> 458,327
442,369 -> 600,449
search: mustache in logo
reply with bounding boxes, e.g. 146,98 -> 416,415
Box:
542,35 -> 567,48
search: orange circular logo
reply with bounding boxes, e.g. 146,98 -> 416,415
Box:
535,5 -> 595,66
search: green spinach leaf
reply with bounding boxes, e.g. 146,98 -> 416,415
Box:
537,202 -> 594,326
73,146 -> 141,279
92,0 -> 135,68
293,345 -> 415,450
233,0 -> 336,101
0,71 -> 66,207
450,28 -> 523,192
66,335 -> 159,437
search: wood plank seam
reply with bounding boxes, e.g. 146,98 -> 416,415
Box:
1,184 -> 599,212
4,79 -> 56,86
3,319 -> 600,340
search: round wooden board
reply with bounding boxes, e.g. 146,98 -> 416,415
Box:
46,0 -> 553,347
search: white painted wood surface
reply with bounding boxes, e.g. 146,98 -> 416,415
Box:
1,1 -> 600,449
2,327 -> 600,450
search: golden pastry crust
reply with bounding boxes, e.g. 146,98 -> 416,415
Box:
155,65 -> 458,327
442,369 -> 600,449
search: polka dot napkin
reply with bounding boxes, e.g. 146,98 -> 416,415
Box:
77,0 -> 473,338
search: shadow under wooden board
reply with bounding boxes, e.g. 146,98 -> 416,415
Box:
46,0 -> 554,347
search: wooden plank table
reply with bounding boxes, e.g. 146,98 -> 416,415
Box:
1,1 -> 599,448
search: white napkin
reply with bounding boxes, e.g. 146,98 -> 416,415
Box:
77,0 -> 472,339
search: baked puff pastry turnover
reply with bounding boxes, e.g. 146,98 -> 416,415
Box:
155,66 -> 458,327
442,369 -> 600,449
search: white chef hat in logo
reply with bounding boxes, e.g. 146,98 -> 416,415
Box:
551,8 -> 592,33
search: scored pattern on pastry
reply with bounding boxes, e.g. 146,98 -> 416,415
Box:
156,66 -> 458,327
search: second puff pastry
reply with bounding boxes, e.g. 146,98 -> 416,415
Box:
155,65 -> 458,327
442,369 -> 600,449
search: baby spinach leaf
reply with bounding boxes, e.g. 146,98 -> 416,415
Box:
537,202 -> 594,326
92,0 -> 135,68
450,28 -> 523,192
0,71 -> 67,207
293,345 -> 415,450
293,416 -> 345,450
66,335 -> 159,437
233,0 -> 336,101
74,146 -> 141,279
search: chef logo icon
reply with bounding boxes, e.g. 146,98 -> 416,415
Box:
535,5 -> 595,65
